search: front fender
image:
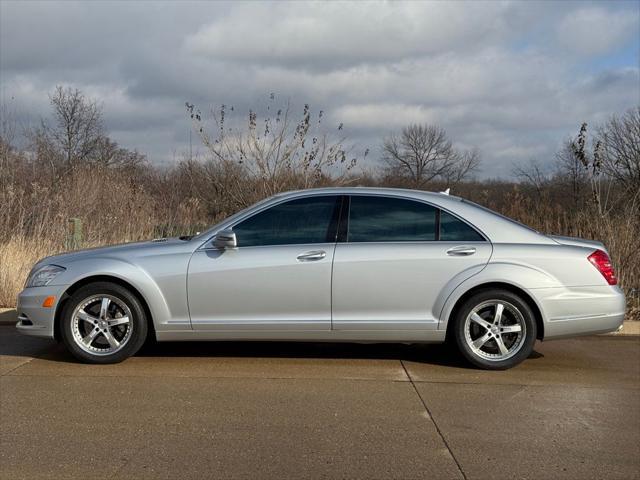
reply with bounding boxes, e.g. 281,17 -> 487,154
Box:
50,257 -> 176,333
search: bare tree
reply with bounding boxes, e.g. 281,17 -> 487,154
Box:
187,98 -> 360,205
598,107 -> 640,197
0,100 -> 18,171
382,124 -> 479,187
444,147 -> 481,184
562,122 -> 620,217
94,135 -> 147,169
28,86 -> 146,175
556,135 -> 589,210
512,159 -> 551,198
35,86 -> 104,170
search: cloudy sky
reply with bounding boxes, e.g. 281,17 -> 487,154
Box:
1,0 -> 638,177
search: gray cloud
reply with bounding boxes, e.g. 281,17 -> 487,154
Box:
1,0 -> 638,177
555,6 -> 639,57
183,2 -> 518,69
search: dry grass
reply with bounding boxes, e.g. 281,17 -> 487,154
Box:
0,162 -> 198,307
0,160 -> 638,321
0,237 -> 61,307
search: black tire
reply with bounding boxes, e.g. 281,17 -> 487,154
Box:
452,289 -> 537,370
60,281 -> 148,364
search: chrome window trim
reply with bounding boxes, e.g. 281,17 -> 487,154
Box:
197,193 -> 343,250
344,193 -> 489,244
197,191 -> 490,251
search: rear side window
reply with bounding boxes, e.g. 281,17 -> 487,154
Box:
348,196 -> 437,242
233,196 -> 340,247
440,211 -> 485,241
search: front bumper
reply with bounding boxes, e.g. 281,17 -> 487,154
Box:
15,284 -> 68,338
531,285 -> 626,340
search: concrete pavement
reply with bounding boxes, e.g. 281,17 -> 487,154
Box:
1,325 -> 639,480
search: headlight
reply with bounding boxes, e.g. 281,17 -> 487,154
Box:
25,264 -> 66,288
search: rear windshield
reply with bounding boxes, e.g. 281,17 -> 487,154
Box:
461,199 -> 540,234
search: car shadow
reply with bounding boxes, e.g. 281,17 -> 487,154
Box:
0,325 -> 544,369
0,309 -> 17,324
138,339 -> 544,368
137,340 -> 468,366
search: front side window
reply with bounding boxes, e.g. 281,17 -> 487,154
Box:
348,196 -> 437,242
233,196 -> 340,247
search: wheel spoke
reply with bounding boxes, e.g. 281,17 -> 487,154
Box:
470,312 -> 492,330
465,299 -> 526,361
501,324 -> 522,333
99,297 -> 111,320
494,303 -> 504,325
102,329 -> 120,349
108,316 -> 130,327
72,295 -> 133,354
495,336 -> 509,355
82,328 -> 100,346
472,332 -> 492,350
77,309 -> 99,324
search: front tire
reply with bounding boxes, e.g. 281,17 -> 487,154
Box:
452,289 -> 537,370
60,282 -> 148,364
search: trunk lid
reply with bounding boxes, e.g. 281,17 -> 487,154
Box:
548,234 -> 605,252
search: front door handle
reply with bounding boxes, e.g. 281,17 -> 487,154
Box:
297,250 -> 326,262
446,246 -> 477,256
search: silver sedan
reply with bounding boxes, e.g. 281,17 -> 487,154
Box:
16,187 -> 625,369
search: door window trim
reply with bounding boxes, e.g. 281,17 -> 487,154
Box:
198,191 -> 489,250
337,195 -> 350,243
201,194 -> 346,250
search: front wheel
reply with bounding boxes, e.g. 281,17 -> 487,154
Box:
60,282 -> 148,364
452,290 -> 537,370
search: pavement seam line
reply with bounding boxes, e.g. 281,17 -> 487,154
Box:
1,357 -> 37,377
5,372 -> 410,381
400,360 -> 468,480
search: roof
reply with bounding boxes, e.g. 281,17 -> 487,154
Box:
280,186 -> 453,198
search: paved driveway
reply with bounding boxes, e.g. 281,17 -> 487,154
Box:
1,325 -> 639,480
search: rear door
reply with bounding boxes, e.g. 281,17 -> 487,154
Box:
331,195 -> 492,331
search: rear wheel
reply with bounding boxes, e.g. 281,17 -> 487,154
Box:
60,282 -> 148,364
453,289 -> 536,370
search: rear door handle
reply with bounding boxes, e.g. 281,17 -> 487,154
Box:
297,250 -> 326,262
446,246 -> 477,256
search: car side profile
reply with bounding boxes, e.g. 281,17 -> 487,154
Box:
16,187 -> 625,369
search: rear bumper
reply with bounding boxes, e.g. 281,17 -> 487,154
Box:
530,285 -> 626,340
15,285 -> 68,338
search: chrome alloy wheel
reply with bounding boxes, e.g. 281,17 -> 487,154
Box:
70,295 -> 133,356
463,300 -> 526,362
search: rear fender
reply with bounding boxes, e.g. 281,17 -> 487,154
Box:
437,263 -> 555,330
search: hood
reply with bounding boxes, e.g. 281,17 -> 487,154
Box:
36,237 -> 191,267
548,235 -> 605,251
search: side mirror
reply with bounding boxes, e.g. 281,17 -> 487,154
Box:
213,229 -> 237,249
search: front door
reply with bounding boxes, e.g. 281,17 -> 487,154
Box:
187,195 -> 342,331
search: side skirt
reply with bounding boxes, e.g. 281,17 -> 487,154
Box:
156,329 -> 446,343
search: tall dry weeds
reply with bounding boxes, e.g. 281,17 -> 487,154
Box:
0,237 -> 61,307
0,157 -> 638,320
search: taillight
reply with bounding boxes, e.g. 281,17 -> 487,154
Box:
588,249 -> 617,285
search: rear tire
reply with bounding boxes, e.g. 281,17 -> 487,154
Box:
60,282 -> 148,364
452,289 -> 536,370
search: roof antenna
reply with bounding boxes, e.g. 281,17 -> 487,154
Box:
441,188 -> 450,195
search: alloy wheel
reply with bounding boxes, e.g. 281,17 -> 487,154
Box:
463,300 -> 526,362
70,295 -> 133,356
